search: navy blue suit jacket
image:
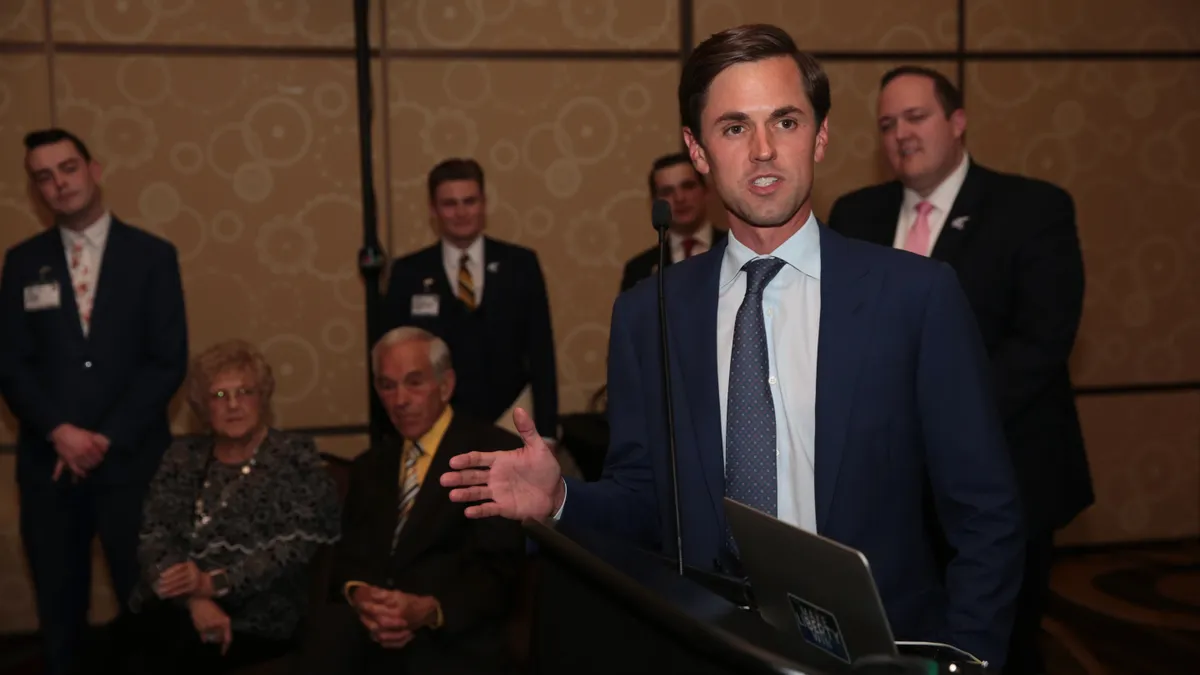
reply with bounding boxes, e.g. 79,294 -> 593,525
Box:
385,237 -> 559,435
0,217 -> 188,486
560,224 -> 1024,667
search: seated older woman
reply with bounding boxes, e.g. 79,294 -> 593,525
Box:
99,339 -> 341,674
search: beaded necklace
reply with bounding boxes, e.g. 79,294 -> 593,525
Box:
192,443 -> 260,533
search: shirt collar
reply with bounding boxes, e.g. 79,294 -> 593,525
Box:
406,405 -> 454,457
720,211 -> 821,290
902,150 -> 970,216
60,210 -> 112,249
668,221 -> 714,247
442,235 -> 485,268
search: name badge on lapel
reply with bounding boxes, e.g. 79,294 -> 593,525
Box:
24,282 -> 61,311
411,294 -> 440,317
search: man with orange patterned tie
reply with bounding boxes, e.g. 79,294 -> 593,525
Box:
385,158 -> 559,448
619,152 -> 726,292
0,128 -> 188,674
827,66 -> 1091,675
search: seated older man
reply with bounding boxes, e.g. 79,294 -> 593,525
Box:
296,326 -> 526,675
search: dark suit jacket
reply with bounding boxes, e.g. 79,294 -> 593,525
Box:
562,226 -> 1025,668
385,237 -> 559,435
330,412 -> 526,675
0,217 -> 188,486
619,229 -> 729,292
827,161 -> 1093,534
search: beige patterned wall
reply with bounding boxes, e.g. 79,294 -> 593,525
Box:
0,0 -> 1198,633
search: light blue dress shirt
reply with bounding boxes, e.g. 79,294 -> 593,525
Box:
717,213 -> 822,534
553,215 -> 823,529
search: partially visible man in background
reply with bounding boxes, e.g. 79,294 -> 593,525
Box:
828,67 -> 1092,675
619,152 -> 724,291
0,128 -> 189,675
385,158 -> 559,446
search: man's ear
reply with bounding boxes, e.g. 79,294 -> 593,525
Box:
683,127 -> 710,176
440,368 -> 456,403
813,116 -> 830,164
949,107 -> 967,142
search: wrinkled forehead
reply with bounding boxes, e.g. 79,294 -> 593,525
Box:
654,163 -> 701,190
209,368 -> 256,391
379,340 -> 435,378
434,179 -> 482,203
878,74 -> 940,114
26,140 -> 85,171
703,57 -> 816,124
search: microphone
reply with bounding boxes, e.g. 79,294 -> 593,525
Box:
652,198 -> 684,576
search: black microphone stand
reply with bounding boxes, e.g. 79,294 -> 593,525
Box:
351,0 -> 387,447
652,199 -> 684,576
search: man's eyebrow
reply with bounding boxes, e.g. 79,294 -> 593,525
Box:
713,106 -> 807,125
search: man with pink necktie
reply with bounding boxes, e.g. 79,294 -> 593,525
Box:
828,67 -> 1091,675
0,128 -> 188,675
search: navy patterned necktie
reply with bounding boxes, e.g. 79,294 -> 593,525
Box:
726,257 -> 786,549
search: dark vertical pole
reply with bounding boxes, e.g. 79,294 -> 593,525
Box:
353,0 -> 387,447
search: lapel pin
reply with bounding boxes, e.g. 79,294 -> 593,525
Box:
950,216 -> 969,231
422,277 -> 434,290
487,261 -> 499,273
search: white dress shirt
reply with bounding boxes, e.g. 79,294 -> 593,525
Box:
717,213 -> 822,534
441,235 -> 485,305
893,151 -> 970,256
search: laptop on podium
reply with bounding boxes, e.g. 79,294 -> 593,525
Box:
724,498 -> 988,674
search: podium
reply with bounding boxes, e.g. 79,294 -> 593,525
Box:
522,518 -> 829,675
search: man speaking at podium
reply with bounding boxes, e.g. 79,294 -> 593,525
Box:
441,24 -> 1025,670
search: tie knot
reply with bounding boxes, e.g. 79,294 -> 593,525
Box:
459,253 -> 470,266
741,257 -> 786,296
915,201 -> 934,217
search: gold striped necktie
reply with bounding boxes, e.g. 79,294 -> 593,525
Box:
391,441 -> 424,552
457,253 -> 476,310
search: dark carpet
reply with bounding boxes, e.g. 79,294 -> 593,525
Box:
3,540 -> 1197,674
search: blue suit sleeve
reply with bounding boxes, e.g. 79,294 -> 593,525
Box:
558,294 -> 659,548
918,264 -> 1026,669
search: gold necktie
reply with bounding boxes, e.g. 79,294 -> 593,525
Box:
391,441 -> 424,552
457,254 -> 476,310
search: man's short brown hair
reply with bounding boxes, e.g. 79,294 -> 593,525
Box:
880,65 -> 964,118
678,24 -> 831,141
647,152 -> 704,195
427,158 -> 485,202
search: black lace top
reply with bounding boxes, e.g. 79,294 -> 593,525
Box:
132,429 -> 342,640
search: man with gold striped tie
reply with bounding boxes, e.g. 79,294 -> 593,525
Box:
384,158 -> 560,451
301,326 -> 525,675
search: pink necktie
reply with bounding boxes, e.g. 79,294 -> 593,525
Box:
905,201 -> 934,257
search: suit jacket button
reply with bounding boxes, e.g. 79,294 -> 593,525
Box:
84,361 -> 92,368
